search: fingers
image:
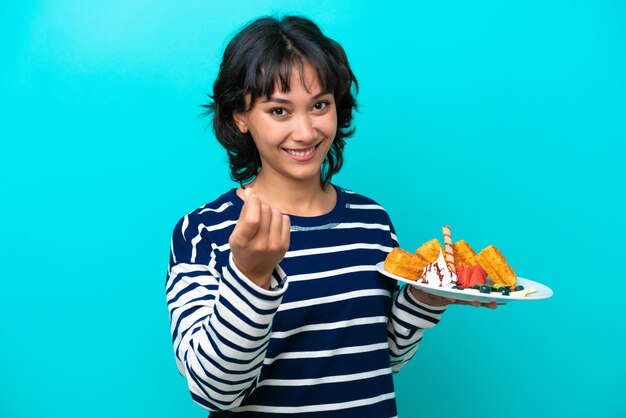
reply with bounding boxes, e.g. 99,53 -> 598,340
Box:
233,188 -> 290,254
234,189 -> 261,244
281,214 -> 291,248
229,189 -> 291,288
245,193 -> 289,251
268,207 -> 286,249
257,202 -> 272,243
450,299 -> 500,309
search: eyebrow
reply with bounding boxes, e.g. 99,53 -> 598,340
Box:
261,91 -> 332,104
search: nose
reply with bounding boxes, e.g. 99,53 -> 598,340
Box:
291,114 -> 317,143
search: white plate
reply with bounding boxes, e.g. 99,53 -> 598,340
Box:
376,262 -> 553,303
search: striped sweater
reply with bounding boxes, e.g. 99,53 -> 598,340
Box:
166,186 -> 446,417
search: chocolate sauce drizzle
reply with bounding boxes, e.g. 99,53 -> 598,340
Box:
421,262 -> 448,287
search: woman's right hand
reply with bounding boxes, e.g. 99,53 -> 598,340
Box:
229,188 -> 291,290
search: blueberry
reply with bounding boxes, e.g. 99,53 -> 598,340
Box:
479,285 -> 491,294
500,288 -> 510,296
514,285 -> 525,291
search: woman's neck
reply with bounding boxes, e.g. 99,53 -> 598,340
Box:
242,173 -> 336,217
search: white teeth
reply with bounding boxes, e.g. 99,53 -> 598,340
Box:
286,147 -> 314,157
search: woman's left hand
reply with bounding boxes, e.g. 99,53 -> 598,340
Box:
409,286 -> 500,309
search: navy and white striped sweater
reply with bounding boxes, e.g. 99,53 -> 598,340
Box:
166,186 -> 445,417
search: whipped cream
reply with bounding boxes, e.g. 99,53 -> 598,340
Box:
417,250 -> 458,287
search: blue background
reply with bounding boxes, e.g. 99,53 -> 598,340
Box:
2,1 -> 624,417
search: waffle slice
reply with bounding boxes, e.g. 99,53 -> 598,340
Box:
415,239 -> 444,264
476,245 -> 516,286
453,240 -> 479,267
384,248 -> 430,280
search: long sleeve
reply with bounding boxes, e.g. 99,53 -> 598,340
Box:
386,284 -> 446,372
383,218 -> 447,372
166,187 -> 446,417
166,215 -> 288,411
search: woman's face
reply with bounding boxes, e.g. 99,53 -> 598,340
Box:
233,65 -> 337,186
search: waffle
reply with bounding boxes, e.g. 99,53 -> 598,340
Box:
384,248 -> 430,280
476,245 -> 517,286
415,239 -> 444,264
453,240 -> 479,267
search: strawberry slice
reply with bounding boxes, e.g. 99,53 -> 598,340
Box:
456,264 -> 470,287
467,265 -> 487,287
472,265 -> 487,281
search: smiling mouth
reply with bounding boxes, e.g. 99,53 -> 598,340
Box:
283,142 -> 322,159
284,146 -> 316,157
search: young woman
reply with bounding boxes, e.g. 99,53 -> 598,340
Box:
166,15 -> 496,417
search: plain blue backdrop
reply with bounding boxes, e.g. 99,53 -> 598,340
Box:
1,1 -> 624,417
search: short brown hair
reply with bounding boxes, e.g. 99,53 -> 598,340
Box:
203,15 -> 358,186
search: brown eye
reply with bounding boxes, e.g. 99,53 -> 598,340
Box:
270,107 -> 286,116
313,101 -> 329,111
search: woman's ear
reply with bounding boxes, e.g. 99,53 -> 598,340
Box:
232,112 -> 248,134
